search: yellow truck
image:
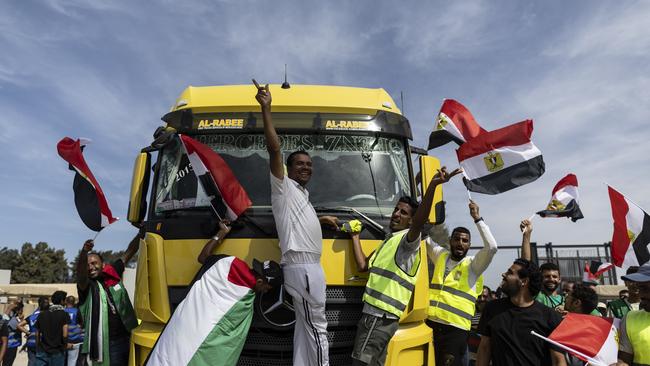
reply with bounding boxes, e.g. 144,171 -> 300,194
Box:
126,84 -> 444,365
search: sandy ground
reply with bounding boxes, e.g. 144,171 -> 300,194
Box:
13,350 -> 28,366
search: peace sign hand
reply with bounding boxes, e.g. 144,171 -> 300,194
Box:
430,166 -> 463,186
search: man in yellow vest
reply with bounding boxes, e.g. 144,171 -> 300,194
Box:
427,200 -> 498,366
617,261 -> 650,366
348,167 -> 462,366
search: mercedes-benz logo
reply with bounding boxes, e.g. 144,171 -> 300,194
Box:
255,284 -> 296,330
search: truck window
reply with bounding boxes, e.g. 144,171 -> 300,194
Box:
154,133 -> 411,217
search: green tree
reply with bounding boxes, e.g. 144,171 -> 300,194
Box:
12,242 -> 68,283
0,247 -> 21,282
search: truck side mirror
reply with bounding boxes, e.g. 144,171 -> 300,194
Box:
127,152 -> 151,224
419,155 -> 445,224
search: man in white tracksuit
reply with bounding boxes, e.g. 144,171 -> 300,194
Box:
254,80 -> 339,366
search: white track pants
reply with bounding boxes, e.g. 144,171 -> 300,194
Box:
283,263 -> 329,366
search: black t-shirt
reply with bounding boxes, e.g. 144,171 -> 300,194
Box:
35,309 -> 70,354
478,297 -> 563,366
0,321 -> 8,338
78,259 -> 130,339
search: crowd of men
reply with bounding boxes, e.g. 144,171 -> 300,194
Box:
4,80 -> 649,366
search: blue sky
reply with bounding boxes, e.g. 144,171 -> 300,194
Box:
1,1 -> 649,287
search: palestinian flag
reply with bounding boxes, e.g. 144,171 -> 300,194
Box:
583,261 -> 614,283
56,137 -> 117,231
146,256 -> 257,366
179,135 -> 251,220
428,99 -> 486,149
456,120 -> 545,195
546,313 -> 620,366
608,186 -> 650,267
536,174 -> 584,222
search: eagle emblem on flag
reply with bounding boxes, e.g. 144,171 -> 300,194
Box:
483,151 -> 504,172
436,114 -> 450,130
546,199 -> 566,211
628,230 -> 636,242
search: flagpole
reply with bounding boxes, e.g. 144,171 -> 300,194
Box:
466,189 -> 473,202
527,213 -> 536,222
530,331 -> 606,366
604,182 -> 649,213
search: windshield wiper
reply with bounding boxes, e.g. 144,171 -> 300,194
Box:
314,206 -> 387,238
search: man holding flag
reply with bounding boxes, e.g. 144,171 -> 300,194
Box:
146,221 -> 283,366
76,230 -> 142,366
617,262 -> 650,366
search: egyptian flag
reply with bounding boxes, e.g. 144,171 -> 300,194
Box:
583,261 -> 614,283
543,313 -> 620,366
56,137 -> 117,231
456,120 -> 545,195
608,186 -> 650,267
428,99 -> 487,149
179,135 -> 251,220
146,256 -> 257,366
536,174 -> 584,222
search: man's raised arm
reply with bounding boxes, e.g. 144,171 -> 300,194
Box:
407,167 -> 462,242
253,79 -> 284,179
77,240 -> 93,292
520,219 -> 533,261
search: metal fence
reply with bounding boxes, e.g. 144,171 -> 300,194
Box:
492,241 -> 618,285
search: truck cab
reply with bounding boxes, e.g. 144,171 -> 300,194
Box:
127,84 -> 443,365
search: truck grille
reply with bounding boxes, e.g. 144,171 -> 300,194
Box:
239,286 -> 363,366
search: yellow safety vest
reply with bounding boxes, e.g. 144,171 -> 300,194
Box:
625,310 -> 650,366
428,251 -> 483,330
363,231 -> 421,318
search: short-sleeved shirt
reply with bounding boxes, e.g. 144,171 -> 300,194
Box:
35,308 -> 70,354
270,174 -> 322,264
535,292 -> 564,310
478,297 -> 563,366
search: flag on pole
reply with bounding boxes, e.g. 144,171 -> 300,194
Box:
179,135 -> 251,220
608,186 -> 650,267
546,313 -> 620,366
56,137 -> 117,231
583,261 -> 614,283
456,120 -> 545,195
536,174 -> 584,222
428,99 -> 487,149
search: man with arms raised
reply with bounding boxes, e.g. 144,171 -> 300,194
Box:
520,219 -> 564,309
427,200 -> 498,366
254,80 -> 338,366
348,167 -> 462,365
76,231 -> 141,366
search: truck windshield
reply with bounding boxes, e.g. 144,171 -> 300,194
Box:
154,133 -> 411,217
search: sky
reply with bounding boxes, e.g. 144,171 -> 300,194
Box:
1,1 -> 649,288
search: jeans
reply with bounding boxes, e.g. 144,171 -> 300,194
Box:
109,336 -> 130,366
28,348 -> 38,366
67,343 -> 81,366
35,351 -> 65,366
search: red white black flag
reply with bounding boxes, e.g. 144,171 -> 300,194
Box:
608,186 -> 650,267
179,135 -> 251,220
456,120 -> 545,194
428,99 -> 487,149
57,137 -> 117,231
583,261 -> 614,283
536,174 -> 584,222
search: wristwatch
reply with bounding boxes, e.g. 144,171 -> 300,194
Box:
212,234 -> 220,242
